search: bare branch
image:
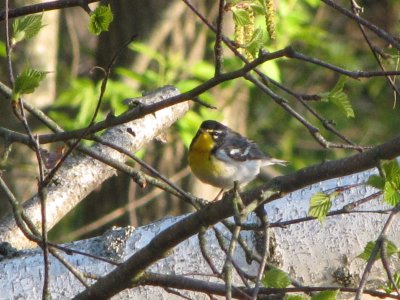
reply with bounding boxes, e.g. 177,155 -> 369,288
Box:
0,0 -> 99,21
321,0 -> 400,51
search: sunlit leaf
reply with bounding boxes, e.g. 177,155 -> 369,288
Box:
13,68 -> 48,97
88,5 -> 113,35
320,77 -> 354,118
231,7 -> 252,26
261,267 -> 291,288
244,27 -> 265,57
384,180 -> 400,206
251,0 -> 266,15
382,160 -> 400,184
311,290 -> 339,300
12,14 -> 43,44
308,192 -> 333,222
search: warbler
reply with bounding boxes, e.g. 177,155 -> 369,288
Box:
188,120 -> 287,192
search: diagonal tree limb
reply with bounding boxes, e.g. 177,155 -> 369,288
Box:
0,86 -> 189,249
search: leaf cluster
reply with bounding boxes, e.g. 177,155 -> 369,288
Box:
308,191 -> 338,222
368,160 -> 400,206
88,5 -> 113,35
319,77 -> 355,118
228,0 -> 276,59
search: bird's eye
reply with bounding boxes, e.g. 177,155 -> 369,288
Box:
212,132 -> 221,140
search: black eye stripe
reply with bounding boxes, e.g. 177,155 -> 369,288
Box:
206,130 -> 223,140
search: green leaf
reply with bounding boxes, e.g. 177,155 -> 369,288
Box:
382,160 -> 400,183
284,295 -> 308,300
261,268 -> 291,288
244,27 -> 265,57
88,5 -> 113,35
12,14 -> 44,44
366,174 -> 385,190
311,290 -> 339,300
251,0 -> 267,15
0,41 -> 6,57
358,240 -> 399,261
13,68 -> 48,97
378,160 -> 400,206
381,272 -> 400,293
358,241 -> 376,261
384,180 -> 400,206
232,7 -> 252,26
308,192 -> 333,222
320,77 -> 354,118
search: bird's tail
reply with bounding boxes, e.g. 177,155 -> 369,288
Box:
262,157 -> 288,167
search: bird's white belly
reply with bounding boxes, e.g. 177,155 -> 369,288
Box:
207,157 -> 261,189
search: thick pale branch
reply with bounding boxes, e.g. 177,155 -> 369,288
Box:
0,86 -> 189,249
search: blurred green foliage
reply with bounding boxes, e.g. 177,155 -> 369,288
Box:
50,40 -> 225,146
49,78 -> 133,130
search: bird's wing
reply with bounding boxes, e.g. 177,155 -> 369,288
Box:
215,133 -> 268,162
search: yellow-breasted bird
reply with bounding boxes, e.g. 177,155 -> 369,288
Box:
188,120 -> 287,194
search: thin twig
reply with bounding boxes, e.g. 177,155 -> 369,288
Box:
4,0 -> 14,86
47,242 -> 121,266
142,272 -> 400,299
214,0 -> 225,76
224,224 -> 240,300
381,239 -> 400,297
355,204 -> 400,300
94,135 -> 200,208
0,0 -> 100,21
350,1 -> 400,106
164,287 -> 193,300
244,74 -> 364,150
213,227 -> 254,285
322,0 -> 400,50
198,228 -> 220,275
18,101 -> 50,299
251,207 -> 269,300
